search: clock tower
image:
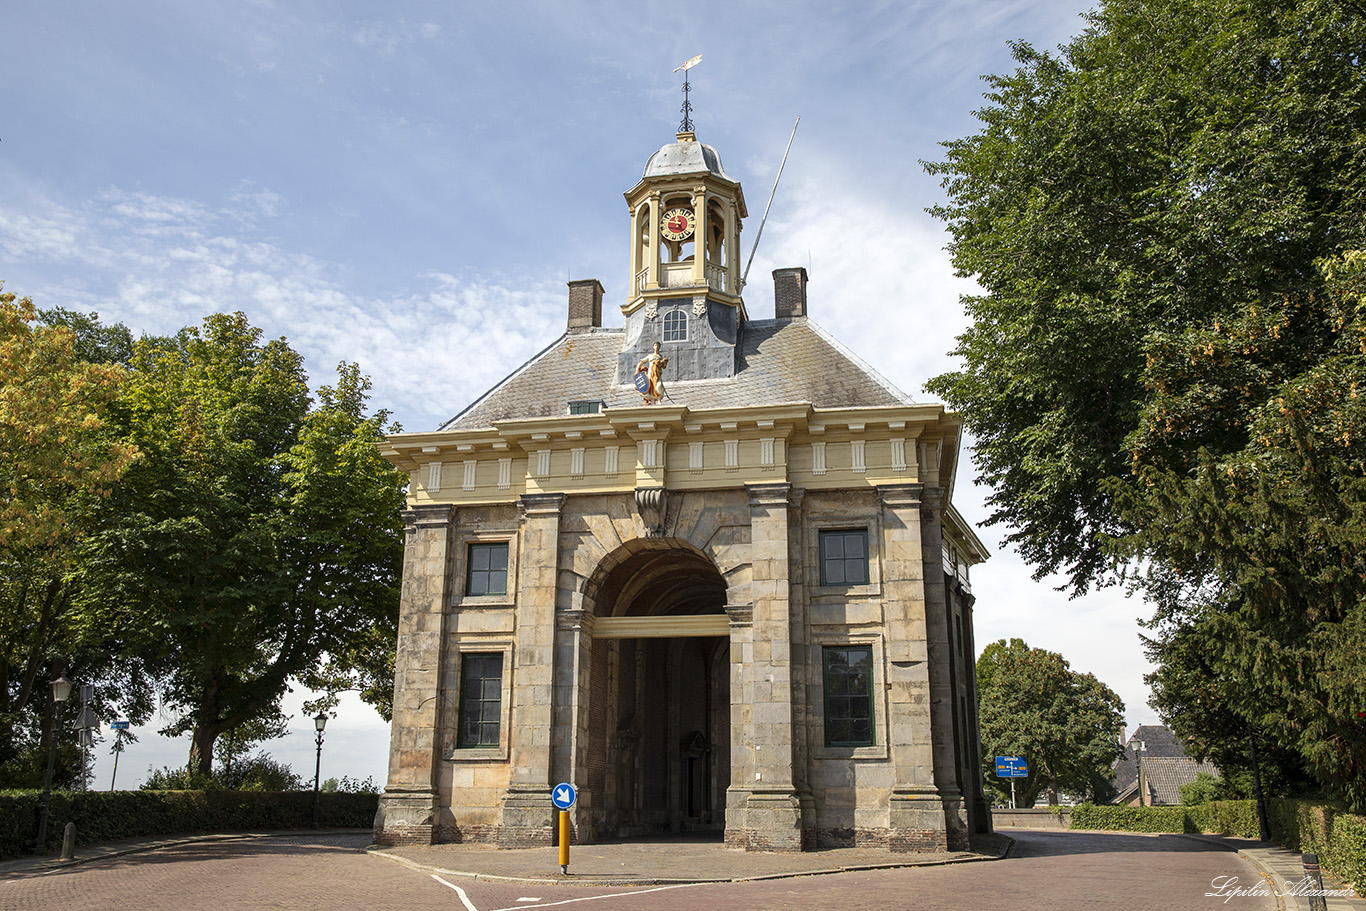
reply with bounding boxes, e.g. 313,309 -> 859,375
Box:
617,130 -> 749,385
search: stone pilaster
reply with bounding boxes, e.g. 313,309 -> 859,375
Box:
878,484 -> 968,852
554,607 -> 597,842
724,483 -> 807,852
374,504 -> 456,846
959,590 -> 992,835
497,492 -> 565,847
920,486 -> 970,850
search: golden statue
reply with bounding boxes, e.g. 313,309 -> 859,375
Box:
635,342 -> 668,404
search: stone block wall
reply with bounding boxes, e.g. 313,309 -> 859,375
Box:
378,479 -> 975,853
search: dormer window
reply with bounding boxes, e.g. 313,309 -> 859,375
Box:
663,309 -> 688,342
568,400 -> 603,415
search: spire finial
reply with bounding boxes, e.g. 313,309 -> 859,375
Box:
673,55 -> 702,133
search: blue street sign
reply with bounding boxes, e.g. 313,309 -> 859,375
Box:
111,721 -> 130,730
995,755 -> 1029,778
551,782 -> 577,810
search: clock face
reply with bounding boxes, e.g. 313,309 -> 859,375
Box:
661,207 -> 695,242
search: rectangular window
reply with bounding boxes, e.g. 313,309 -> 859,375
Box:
823,645 -> 874,747
819,529 -> 868,586
456,652 -> 503,748
663,309 -> 688,341
467,542 -> 509,596
568,400 -> 602,415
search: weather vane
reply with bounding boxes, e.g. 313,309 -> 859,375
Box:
674,55 -> 701,132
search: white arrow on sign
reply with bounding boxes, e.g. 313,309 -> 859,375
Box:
551,782 -> 577,809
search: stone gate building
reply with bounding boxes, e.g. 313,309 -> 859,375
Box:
374,127 -> 990,852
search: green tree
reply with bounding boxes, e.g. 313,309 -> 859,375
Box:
1179,771 -> 1223,806
0,290 -> 142,786
925,0 -> 1366,591
977,638 -> 1126,806
86,312 -> 406,776
1122,251 -> 1366,807
925,0 -> 1366,809
215,709 -> 290,781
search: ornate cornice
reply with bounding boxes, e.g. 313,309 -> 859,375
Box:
746,482 -> 792,508
403,503 -> 456,531
876,483 -> 924,509
519,492 -> 565,518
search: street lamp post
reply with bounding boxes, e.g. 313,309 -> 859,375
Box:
311,712 -> 327,829
35,673 -> 75,854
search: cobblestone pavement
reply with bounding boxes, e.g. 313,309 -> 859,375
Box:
0,829 -> 1289,911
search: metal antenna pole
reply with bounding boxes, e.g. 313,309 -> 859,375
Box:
741,116 -> 800,291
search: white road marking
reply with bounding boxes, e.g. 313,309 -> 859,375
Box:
487,882 -> 707,911
432,874 -> 480,911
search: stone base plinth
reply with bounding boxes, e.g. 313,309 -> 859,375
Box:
373,787 -> 438,846
887,788 -> 970,853
724,788 -> 810,852
497,787 -> 556,849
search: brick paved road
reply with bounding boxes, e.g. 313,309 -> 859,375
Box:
0,829 -> 1278,911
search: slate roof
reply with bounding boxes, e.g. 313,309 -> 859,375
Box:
1138,757 -> 1221,806
1114,725 -> 1193,794
441,317 -> 914,431
1112,725 -> 1220,805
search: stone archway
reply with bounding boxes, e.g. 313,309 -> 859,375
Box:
582,541 -> 731,838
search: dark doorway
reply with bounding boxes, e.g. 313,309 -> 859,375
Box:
586,545 -> 730,839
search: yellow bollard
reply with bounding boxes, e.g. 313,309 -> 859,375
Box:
558,809 -> 569,874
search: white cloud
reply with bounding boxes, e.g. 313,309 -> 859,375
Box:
0,182 -> 560,431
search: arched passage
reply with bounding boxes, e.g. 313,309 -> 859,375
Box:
583,541 -> 730,838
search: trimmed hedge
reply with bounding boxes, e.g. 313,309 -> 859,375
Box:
1264,801 -> 1366,898
0,789 -> 379,859
1069,804 -> 1192,833
1070,799 -> 1365,893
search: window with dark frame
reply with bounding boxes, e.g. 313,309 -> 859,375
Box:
466,542 -> 509,596
456,652 -> 504,748
662,308 -> 688,342
819,529 -> 868,586
823,645 -> 874,747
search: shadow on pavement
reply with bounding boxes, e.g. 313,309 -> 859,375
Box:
1002,829 -> 1237,858
1,833 -> 374,881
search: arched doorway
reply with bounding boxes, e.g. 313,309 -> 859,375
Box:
584,542 -> 730,838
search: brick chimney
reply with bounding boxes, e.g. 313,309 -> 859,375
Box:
773,267 -> 808,319
567,279 -> 604,332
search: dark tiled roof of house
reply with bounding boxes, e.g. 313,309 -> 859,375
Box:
1130,725 -> 1190,758
1112,725 -> 1220,805
441,318 -> 913,431
1140,757 -> 1221,806
1114,725 -> 1195,793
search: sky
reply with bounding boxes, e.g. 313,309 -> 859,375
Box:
1,0 -> 1160,791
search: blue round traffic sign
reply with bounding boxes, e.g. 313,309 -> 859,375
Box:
551,782 -> 577,810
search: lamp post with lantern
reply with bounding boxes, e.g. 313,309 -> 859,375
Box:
35,673 -> 75,854
311,711 -> 328,829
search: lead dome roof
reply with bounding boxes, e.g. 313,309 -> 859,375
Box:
643,136 -> 730,180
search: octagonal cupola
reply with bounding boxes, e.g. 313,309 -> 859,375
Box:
616,132 -> 750,385
623,131 -> 748,318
